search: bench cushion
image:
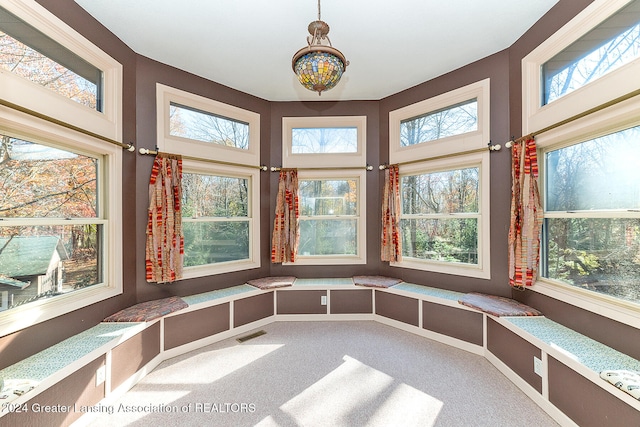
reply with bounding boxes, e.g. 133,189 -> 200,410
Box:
353,276 -> 403,288
247,276 -> 296,290
458,292 -> 542,317
104,296 -> 188,322
600,370 -> 640,400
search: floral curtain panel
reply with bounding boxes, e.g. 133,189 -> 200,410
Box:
146,153 -> 184,283
271,168 -> 299,263
381,164 -> 402,262
508,137 -> 543,288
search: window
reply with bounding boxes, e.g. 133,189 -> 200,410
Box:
389,80 -> 491,278
0,0 -> 121,141
392,152 -> 490,278
0,123 -> 122,337
282,116 -> 366,168
400,99 -> 478,147
157,84 -> 260,166
180,163 -> 260,277
540,124 -> 640,305
157,86 -> 261,277
523,0 -> 640,136
282,116 -> 367,265
542,0 -> 640,105
525,0 -> 640,320
0,1 -> 122,337
0,6 -> 102,110
169,103 -> 249,149
298,176 -> 361,258
389,79 -> 489,164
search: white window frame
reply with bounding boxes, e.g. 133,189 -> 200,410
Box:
156,84 -> 260,166
522,0 -> 640,136
0,0 -> 123,142
282,116 -> 367,169
524,0 -> 640,326
290,169 -> 367,266
533,96 -> 640,324
389,79 -> 490,164
390,151 -> 491,279
180,160 -> 261,278
0,103 -> 123,337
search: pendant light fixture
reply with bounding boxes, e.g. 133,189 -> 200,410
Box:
291,0 -> 349,96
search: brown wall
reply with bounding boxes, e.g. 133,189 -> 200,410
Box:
268,101 -> 381,278
378,50 -> 512,296
4,0 -> 639,382
133,57 -> 272,303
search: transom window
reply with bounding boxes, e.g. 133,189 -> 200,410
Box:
157,84 -> 260,166
169,102 -> 249,150
542,0 -> 640,105
400,99 -> 478,147
282,116 -> 366,169
389,79 -> 489,164
541,125 -> 640,304
523,0 -> 640,138
0,5 -> 102,111
291,127 -> 358,154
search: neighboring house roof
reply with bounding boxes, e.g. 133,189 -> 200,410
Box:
0,236 -> 62,277
0,276 -> 30,289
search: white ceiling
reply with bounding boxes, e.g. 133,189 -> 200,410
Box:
75,0 -> 559,102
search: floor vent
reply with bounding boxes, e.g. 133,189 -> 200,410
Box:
236,330 -> 266,343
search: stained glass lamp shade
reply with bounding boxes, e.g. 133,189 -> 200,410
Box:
292,11 -> 348,96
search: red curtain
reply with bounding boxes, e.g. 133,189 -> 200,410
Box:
145,154 -> 184,283
508,137 -> 543,288
271,169 -> 299,263
381,164 -> 402,262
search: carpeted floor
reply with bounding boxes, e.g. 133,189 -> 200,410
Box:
85,321 -> 559,427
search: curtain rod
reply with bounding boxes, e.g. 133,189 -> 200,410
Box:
378,145 -> 498,170
138,148 -> 268,171
269,165 -> 374,172
0,98 -> 135,152
507,87 -> 640,147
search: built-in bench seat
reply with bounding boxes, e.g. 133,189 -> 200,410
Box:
505,317 -> 640,406
2,278 -> 639,426
180,283 -> 259,305
390,282 -> 464,301
0,322 -> 145,405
